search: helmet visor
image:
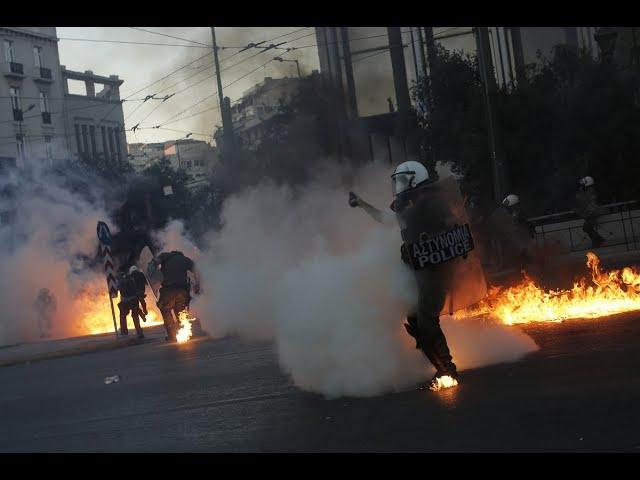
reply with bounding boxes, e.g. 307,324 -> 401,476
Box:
391,172 -> 415,196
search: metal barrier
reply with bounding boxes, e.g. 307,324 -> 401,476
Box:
527,200 -> 640,253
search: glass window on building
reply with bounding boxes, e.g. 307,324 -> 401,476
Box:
74,124 -> 83,155
33,46 -> 42,68
16,135 -> 25,160
9,87 -> 21,111
44,136 -> 53,161
4,40 -> 15,62
39,91 -> 49,112
348,27 -> 398,117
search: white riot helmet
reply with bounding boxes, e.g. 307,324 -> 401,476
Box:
129,265 -> 140,275
502,194 -> 520,208
391,161 -> 430,196
579,176 -> 595,187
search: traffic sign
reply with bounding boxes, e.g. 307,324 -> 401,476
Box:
97,221 -> 112,246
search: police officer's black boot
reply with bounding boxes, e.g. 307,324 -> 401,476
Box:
419,323 -> 459,392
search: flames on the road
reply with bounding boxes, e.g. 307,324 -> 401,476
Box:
457,252 -> 640,325
176,310 -> 195,343
74,280 -> 164,335
429,375 -> 459,391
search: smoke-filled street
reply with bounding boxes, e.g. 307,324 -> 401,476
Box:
2,25 -> 640,455
1,315 -> 638,452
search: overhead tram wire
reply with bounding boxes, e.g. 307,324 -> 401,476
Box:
150,52 -> 289,129
128,27 -> 213,47
136,33 -> 309,129
149,29 -> 316,98
123,29 -> 313,128
3,31 -> 306,149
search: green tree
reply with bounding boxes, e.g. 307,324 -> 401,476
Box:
413,44 -> 640,216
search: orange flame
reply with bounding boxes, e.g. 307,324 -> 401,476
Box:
176,310 -> 195,343
457,252 -> 640,324
72,280 -> 164,335
429,375 -> 459,391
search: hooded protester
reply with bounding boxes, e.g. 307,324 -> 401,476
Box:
349,161 -> 487,391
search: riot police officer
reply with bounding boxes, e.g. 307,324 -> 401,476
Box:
350,161 -> 487,391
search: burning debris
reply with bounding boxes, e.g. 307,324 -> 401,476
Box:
458,252 -> 640,325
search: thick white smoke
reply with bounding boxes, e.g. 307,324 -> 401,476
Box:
193,161 -> 538,398
0,164 -> 113,344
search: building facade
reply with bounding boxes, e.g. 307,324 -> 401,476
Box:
215,76 -> 307,152
314,26 -> 600,167
127,139 -> 218,190
0,27 -> 67,170
62,67 -> 127,165
0,26 -> 126,171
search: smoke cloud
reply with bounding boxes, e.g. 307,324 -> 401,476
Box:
0,163 -> 117,344
0,154 -> 538,399
192,160 -> 538,398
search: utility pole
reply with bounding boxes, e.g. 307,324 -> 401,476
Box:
421,27 -> 437,168
509,27 -> 526,85
475,26 -> 507,203
210,27 -> 234,158
387,27 -> 411,113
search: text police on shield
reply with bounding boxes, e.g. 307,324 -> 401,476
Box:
408,224 -> 475,269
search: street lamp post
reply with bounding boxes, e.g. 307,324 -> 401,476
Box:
594,27 -> 619,63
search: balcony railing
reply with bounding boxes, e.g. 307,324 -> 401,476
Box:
12,109 -> 23,121
42,112 -> 51,124
10,62 -> 23,75
3,62 -> 25,78
33,66 -> 53,82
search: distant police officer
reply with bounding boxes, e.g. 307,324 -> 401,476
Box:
491,194 -> 535,270
575,176 -> 605,248
152,251 -> 200,342
350,161 -> 487,391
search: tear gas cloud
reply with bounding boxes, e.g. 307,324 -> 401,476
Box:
192,160 -> 538,398
0,164 -> 115,343
0,156 -> 538,398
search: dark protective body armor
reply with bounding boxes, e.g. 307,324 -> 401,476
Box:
394,176 -> 487,380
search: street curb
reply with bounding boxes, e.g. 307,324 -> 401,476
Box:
0,336 -> 146,368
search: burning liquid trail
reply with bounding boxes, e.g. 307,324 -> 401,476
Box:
457,252 -> 640,324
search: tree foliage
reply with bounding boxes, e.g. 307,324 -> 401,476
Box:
413,44 -> 640,216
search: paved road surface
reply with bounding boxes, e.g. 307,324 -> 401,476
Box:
1,314 -> 639,452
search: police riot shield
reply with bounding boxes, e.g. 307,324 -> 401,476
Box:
398,176 -> 488,314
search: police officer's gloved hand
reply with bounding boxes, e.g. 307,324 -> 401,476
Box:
400,243 -> 412,266
348,192 -> 360,208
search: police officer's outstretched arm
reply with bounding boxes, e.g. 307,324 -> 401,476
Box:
348,191 -> 395,225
